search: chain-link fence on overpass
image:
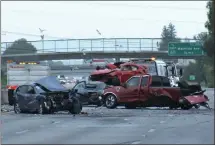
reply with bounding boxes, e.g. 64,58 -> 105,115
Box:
1,38 -> 199,54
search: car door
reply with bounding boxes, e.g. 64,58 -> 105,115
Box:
118,76 -> 141,102
73,82 -> 88,103
149,76 -> 163,106
25,85 -> 38,108
15,85 -> 30,108
139,75 -> 150,102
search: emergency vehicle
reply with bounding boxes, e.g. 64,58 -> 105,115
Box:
6,61 -> 51,105
129,57 -> 183,87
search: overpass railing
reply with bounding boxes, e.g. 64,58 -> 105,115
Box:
1,38 -> 198,54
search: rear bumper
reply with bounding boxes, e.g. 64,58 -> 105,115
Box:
181,94 -> 208,105
8,89 -> 15,105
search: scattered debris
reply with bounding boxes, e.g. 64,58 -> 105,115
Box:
1,104 -> 13,112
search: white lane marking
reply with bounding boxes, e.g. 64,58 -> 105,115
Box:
131,141 -> 141,144
168,114 -> 174,117
141,134 -> 146,137
124,118 -> 129,121
16,130 -> 29,134
160,121 -> 165,124
148,129 -> 156,133
57,124 -> 68,128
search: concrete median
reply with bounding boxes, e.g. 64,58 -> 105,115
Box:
1,89 -> 8,105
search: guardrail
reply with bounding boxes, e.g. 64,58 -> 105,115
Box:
1,38 -> 198,54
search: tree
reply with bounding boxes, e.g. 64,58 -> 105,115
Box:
205,0 -> 214,35
168,23 -> 177,39
159,23 -> 180,51
3,38 -> 37,55
204,0 -> 214,58
191,32 -> 214,87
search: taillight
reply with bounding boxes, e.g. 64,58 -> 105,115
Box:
7,85 -> 18,90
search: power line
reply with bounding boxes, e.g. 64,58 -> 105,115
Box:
7,8 -> 205,25
2,31 -> 70,40
86,2 -> 206,11
114,17 -> 205,24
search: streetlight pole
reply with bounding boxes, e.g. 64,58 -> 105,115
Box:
39,28 -> 46,52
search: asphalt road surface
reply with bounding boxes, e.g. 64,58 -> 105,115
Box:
1,89 -> 214,144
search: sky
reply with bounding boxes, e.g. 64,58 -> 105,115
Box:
1,1 -> 209,43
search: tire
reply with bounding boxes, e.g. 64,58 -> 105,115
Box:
169,106 -> 175,110
96,100 -> 103,107
125,104 -> 136,109
112,76 -> 120,86
181,104 -> 192,110
37,100 -> 48,114
194,104 -> 200,109
105,94 -> 117,109
14,101 -> 23,114
8,89 -> 15,106
69,98 -> 82,114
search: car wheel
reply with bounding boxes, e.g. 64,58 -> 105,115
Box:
69,98 -> 82,114
14,102 -> 22,114
194,104 -> 200,109
105,94 -> 117,109
125,104 -> 136,109
96,100 -> 103,107
37,100 -> 47,114
181,104 -> 192,110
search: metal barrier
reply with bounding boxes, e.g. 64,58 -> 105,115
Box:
1,38 -> 198,54
1,89 -> 8,105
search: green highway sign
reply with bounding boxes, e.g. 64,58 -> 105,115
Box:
189,75 -> 196,81
168,42 -> 205,56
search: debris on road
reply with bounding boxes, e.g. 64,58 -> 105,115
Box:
1,104 -> 13,112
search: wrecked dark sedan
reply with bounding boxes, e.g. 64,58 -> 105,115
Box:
13,76 -> 82,115
72,81 -> 107,106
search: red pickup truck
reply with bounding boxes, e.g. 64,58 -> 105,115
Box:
102,75 -> 210,110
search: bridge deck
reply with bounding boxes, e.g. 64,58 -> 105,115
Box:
1,38 -> 198,54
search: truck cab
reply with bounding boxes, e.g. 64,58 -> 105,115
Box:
129,58 -> 182,87
103,75 -> 182,109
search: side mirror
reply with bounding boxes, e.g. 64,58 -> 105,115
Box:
74,89 -> 78,93
121,83 -> 127,88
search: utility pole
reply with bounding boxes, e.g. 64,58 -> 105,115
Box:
39,28 -> 46,52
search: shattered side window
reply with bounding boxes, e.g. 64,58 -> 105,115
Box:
151,76 -> 162,87
131,65 -> 138,71
74,82 -> 85,90
162,77 -> 171,87
17,86 -> 29,93
126,77 -> 140,87
141,76 -> 149,87
35,85 -> 46,93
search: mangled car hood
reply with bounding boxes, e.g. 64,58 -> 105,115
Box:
35,76 -> 68,92
91,69 -> 116,75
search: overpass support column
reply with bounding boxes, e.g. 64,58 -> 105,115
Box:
115,58 -> 120,62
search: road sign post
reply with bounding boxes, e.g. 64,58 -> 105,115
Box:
168,42 -> 205,56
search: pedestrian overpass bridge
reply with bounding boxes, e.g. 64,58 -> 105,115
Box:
1,38 -> 202,62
